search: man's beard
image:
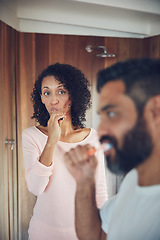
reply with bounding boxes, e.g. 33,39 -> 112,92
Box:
100,117 -> 153,174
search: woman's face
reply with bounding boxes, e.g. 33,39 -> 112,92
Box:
41,76 -> 71,116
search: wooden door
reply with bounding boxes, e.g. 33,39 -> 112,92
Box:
0,21 -> 18,240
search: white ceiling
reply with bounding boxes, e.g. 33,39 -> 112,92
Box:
0,0 -> 160,38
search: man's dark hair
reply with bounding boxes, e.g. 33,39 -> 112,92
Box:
31,63 -> 91,128
97,58 -> 160,115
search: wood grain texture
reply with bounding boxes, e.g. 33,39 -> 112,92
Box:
35,34 -> 50,79
104,37 -> 118,68
0,21 -> 18,240
49,34 -> 65,64
144,36 -> 160,58
17,32 -> 37,240
64,35 -> 79,66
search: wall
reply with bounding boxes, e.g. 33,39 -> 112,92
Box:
0,21 -> 18,240
144,36 -> 160,58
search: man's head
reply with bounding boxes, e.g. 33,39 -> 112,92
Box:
97,58 -> 160,174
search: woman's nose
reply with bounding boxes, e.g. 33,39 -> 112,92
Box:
50,95 -> 59,104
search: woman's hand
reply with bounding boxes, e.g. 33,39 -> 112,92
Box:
39,112 -> 66,166
47,111 -> 66,146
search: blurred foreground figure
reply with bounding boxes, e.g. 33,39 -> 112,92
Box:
65,58 -> 160,240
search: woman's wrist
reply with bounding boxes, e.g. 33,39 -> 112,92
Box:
46,139 -> 56,148
39,140 -> 56,167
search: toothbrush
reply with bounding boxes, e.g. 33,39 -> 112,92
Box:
87,143 -> 113,157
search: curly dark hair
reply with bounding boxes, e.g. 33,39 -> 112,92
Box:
31,63 -> 92,128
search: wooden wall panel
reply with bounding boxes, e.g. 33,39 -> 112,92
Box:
0,20 -> 9,240
91,36 -> 105,129
17,32 -> 36,240
35,34 -> 50,79
104,37 -> 118,68
149,36 -> 160,57
117,37 -> 131,61
49,34 -> 65,64
117,37 -> 144,59
143,35 -> 160,58
64,35 -> 79,66
18,33 -> 36,130
78,36 -> 105,127
91,35 -> 105,84
129,38 -> 144,59
104,36 -> 160,69
0,21 -> 18,240
77,35 -> 94,80
104,37 -> 145,69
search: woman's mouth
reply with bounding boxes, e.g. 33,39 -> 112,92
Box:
50,108 -> 60,113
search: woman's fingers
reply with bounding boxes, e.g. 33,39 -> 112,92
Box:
48,112 -> 66,127
50,111 -> 66,121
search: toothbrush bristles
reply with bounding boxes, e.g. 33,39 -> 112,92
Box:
101,143 -> 113,151
87,143 -> 112,157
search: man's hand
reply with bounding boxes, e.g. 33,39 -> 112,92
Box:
65,144 -> 107,240
65,144 -> 98,184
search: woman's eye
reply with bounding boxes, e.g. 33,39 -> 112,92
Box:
58,90 -> 65,95
108,111 -> 116,118
43,92 -> 50,96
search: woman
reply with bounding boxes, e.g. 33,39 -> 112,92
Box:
22,63 -> 108,240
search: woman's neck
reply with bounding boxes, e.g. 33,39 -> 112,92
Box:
60,115 -> 75,137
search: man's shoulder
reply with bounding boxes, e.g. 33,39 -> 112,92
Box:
119,169 -> 137,191
100,195 -> 117,234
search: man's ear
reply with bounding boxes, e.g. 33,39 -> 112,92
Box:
149,95 -> 160,125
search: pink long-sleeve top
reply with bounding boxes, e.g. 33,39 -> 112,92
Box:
22,126 -> 108,240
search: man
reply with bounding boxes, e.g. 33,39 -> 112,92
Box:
64,58 -> 160,240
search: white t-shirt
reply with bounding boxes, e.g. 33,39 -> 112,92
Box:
100,169 -> 160,240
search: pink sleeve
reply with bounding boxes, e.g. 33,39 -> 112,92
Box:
22,130 -> 54,196
95,148 -> 108,209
